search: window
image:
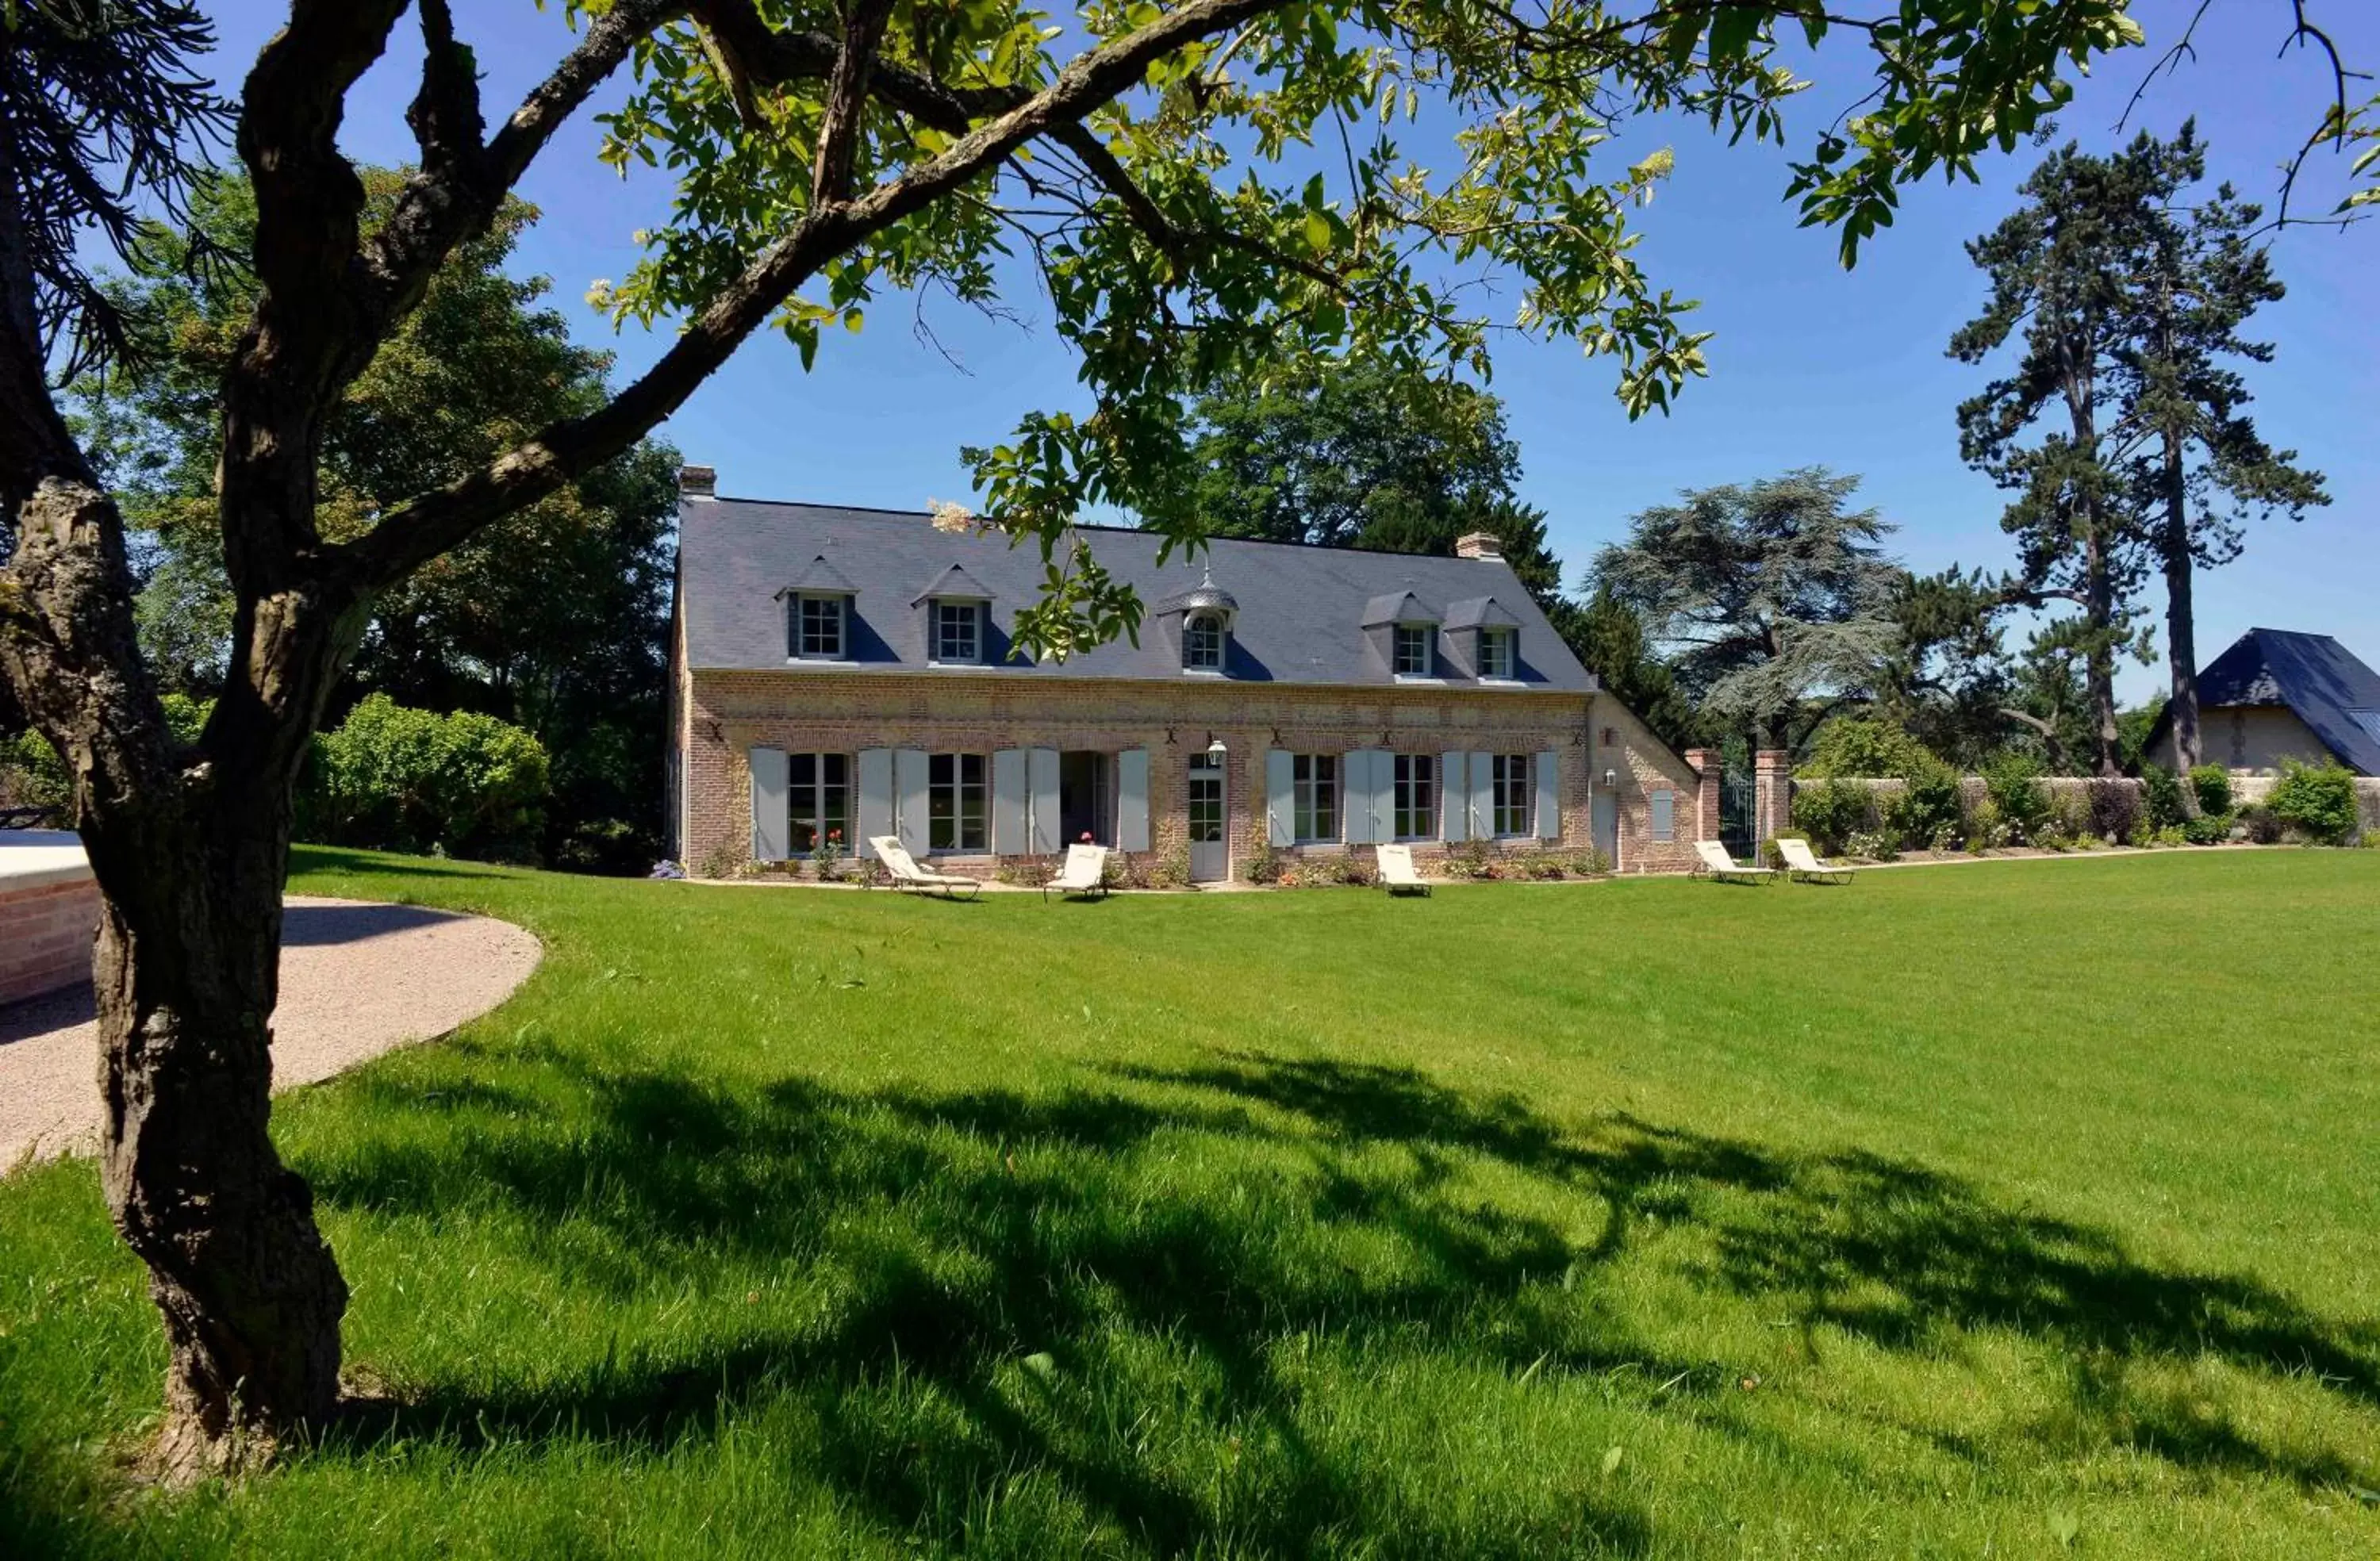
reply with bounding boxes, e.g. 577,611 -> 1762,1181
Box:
932,600 -> 981,663
1392,754 -> 1436,842
1491,754 -> 1531,837
1599,727 -> 1618,749
789,753 -> 850,854
928,753 -> 988,851
794,594 -> 846,660
1183,612 -> 1225,671
1478,627 -> 1515,680
1292,754 -> 1339,842
1649,788 -> 1675,843
1392,623 -> 1434,677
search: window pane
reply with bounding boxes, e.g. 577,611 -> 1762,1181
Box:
1184,614 -> 1223,669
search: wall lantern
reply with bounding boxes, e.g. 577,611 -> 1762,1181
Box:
1206,734 -> 1229,756
1603,768 -> 1618,788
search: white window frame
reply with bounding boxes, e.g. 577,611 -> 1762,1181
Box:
793,593 -> 846,661
1392,754 -> 1436,842
789,752 -> 851,855
1491,753 -> 1532,838
931,600 -> 982,664
1183,612 -> 1226,672
1292,754 -> 1340,844
928,752 -> 988,852
1478,627 -> 1515,680
1392,623 -> 1434,678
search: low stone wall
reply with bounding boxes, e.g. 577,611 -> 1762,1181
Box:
0,831 -> 98,1007
1790,776 -> 2148,845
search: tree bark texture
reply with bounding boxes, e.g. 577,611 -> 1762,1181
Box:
2,474 -> 358,1477
2158,434 -> 2199,773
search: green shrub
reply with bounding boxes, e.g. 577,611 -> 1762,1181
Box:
2139,764 -> 2188,830
1842,830 -> 1899,862
1241,837 -> 1282,885
302,694 -> 551,861
2181,814 -> 2231,846
1982,755 -> 2049,845
1887,764 -> 1963,851
1,727 -> 69,820
1791,777 -> 1871,852
2236,805 -> 2283,846
2267,760 -> 2359,844
2186,764 -> 2233,818
1799,718 -> 1942,780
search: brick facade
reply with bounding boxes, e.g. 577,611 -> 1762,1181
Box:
0,873 -> 98,1006
674,664 -> 1704,878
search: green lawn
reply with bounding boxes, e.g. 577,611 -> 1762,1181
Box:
3,850 -> 2376,1558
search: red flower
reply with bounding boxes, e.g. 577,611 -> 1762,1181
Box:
1079,831 -> 1094,843
827,829 -> 842,841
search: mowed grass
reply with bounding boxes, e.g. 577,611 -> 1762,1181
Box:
2,849 -> 2377,1559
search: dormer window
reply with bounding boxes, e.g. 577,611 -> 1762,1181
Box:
1184,612 -> 1226,671
933,600 -> 982,663
1392,623 -> 1434,678
1479,627 -> 1515,680
794,594 -> 846,660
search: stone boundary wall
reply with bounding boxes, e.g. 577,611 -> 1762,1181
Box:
1789,777 -> 2147,841
0,832 -> 98,1006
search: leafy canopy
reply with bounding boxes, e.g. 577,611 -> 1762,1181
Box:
583,0 -> 2143,655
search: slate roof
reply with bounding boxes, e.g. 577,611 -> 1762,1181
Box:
679,498 -> 1595,692
2164,627 -> 2380,774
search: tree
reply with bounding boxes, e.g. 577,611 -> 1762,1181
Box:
2114,130 -> 2325,769
1583,469 -> 1903,752
1178,363 -> 1567,606
78,170 -> 682,869
0,0 -> 2151,1474
1570,585 -> 1696,752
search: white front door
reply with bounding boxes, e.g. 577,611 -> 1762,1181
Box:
1187,752 -> 1227,882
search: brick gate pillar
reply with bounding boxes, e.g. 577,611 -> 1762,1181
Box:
1683,749 -> 1722,843
1754,749 -> 1791,844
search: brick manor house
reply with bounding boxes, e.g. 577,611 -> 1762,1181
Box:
666,467 -> 1712,880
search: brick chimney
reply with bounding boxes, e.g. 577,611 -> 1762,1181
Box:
678,464 -> 717,501
1454,531 -> 1503,560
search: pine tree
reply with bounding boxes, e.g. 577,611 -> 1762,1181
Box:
2117,135 -> 2326,769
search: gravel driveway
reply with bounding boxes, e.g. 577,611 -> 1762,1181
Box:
0,896 -> 540,1168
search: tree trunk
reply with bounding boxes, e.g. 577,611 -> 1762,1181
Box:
90,803 -> 348,1479
2158,433 -> 2200,773
3,473 -> 354,1479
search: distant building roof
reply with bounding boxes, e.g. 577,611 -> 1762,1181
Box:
678,499 -> 1595,692
2177,627 -> 2380,774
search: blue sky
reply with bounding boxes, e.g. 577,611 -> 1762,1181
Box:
193,0 -> 2374,702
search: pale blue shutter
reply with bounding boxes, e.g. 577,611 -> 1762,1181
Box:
856,748 -> 894,857
1341,750 -> 1373,844
1650,788 -> 1675,843
1440,750 -> 1468,842
991,749 -> 1028,855
895,748 -> 930,854
1535,750 -> 1561,839
749,747 -> 789,860
1266,750 -> 1295,846
1027,747 -> 1060,853
1117,747 -> 1151,852
1362,750 -> 1393,844
1469,751 -> 1495,838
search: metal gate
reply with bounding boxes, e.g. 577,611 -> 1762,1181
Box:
1720,772 -> 1757,857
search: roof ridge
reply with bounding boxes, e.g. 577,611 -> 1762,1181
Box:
700,495 -> 1522,566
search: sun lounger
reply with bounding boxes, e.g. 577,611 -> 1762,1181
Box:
1694,839 -> 1775,884
1776,837 -> 1856,884
1375,843 -> 1430,896
868,836 -> 981,899
1044,842 -> 1111,901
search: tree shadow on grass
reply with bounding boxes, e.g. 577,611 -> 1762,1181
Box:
301,1050 -> 2377,1551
